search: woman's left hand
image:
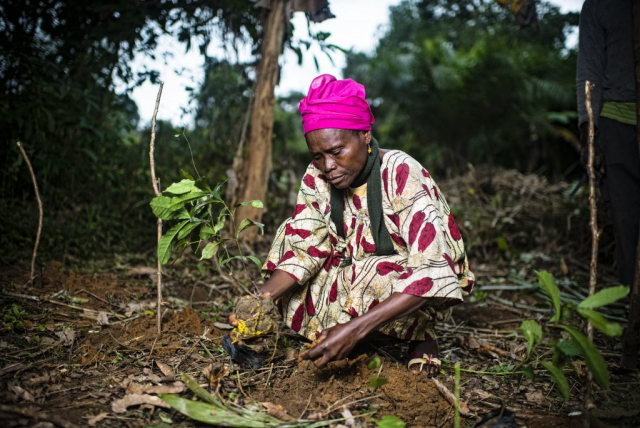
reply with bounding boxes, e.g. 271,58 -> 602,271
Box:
299,322 -> 364,368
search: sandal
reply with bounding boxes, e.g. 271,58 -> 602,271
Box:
407,352 -> 441,378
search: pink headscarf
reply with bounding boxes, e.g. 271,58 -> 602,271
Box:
299,74 -> 375,135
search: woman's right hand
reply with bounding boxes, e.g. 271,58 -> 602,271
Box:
228,313 -> 238,327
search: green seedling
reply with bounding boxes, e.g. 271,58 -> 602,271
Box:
519,270 -> 628,401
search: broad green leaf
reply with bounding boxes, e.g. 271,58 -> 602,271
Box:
374,415 -> 406,428
368,356 -> 382,369
368,376 -> 388,389
200,242 -> 220,260
165,179 -> 195,195
170,191 -> 208,207
199,225 -> 215,240
213,216 -> 226,234
520,320 -> 542,357
177,221 -> 201,240
159,395 -> 268,427
220,256 -> 239,266
555,338 -> 581,356
150,196 -> 189,220
561,325 -> 609,389
158,220 -> 188,265
237,218 -> 265,235
237,199 -> 264,208
578,286 -> 629,309
246,255 -> 263,270
540,361 -> 570,401
537,271 -> 561,322
180,374 -> 223,407
577,308 -> 623,337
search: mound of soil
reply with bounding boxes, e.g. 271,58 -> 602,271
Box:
252,354 -> 452,426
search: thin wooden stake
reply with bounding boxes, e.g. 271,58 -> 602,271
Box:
16,142 -> 43,281
149,82 -> 164,334
583,80 -> 599,427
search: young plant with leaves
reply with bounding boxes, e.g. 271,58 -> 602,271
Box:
519,270 -> 629,400
149,171 -> 264,270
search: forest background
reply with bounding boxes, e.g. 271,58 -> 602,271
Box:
1,0 -> 580,266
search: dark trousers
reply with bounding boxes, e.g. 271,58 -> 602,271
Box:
599,117 -> 640,286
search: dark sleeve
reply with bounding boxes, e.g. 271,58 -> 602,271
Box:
576,0 -> 604,127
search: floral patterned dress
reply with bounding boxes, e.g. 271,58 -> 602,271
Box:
262,150 -> 474,341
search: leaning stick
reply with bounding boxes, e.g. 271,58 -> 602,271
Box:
149,82 -> 164,334
16,142 -> 43,281
583,80 -> 599,426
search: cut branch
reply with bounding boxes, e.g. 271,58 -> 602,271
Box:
16,142 -> 43,281
149,82 -> 164,334
583,80 -> 599,425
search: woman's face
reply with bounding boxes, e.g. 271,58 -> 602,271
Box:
305,128 -> 372,190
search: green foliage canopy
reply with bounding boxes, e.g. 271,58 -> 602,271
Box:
344,0 -> 579,175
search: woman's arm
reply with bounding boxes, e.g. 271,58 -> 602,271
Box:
301,292 -> 425,368
259,269 -> 299,300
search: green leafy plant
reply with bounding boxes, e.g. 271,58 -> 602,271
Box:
150,171 -> 264,269
3,304 -> 27,330
519,271 -> 628,400
373,415 -> 405,428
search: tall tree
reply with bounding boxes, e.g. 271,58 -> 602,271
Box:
233,0 -> 336,241
233,0 -> 287,240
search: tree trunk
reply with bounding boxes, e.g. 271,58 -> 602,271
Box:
233,0 -> 286,242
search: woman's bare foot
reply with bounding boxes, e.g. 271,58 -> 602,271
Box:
407,339 -> 440,378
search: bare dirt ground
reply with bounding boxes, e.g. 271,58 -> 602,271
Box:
1,260 -> 638,428
2,169 -> 640,427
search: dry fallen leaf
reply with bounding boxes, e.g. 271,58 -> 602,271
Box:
87,412 -> 108,426
55,328 -> 75,346
96,312 -> 109,326
126,381 -> 185,395
525,390 -> 548,405
203,363 -> 229,391
125,266 -> 156,277
123,301 -> 155,316
469,388 -> 492,400
111,394 -> 171,413
8,380 -> 35,402
261,402 -> 294,421
155,360 -> 175,379
213,322 -> 233,330
341,405 -> 358,427
284,348 -> 296,362
466,335 -> 480,350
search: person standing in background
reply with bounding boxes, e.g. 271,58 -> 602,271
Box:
576,0 -> 639,287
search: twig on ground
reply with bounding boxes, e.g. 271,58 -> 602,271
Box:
149,82 -> 164,335
2,291 -> 123,320
16,142 -> 43,282
432,378 -> 473,417
583,80 -> 599,426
